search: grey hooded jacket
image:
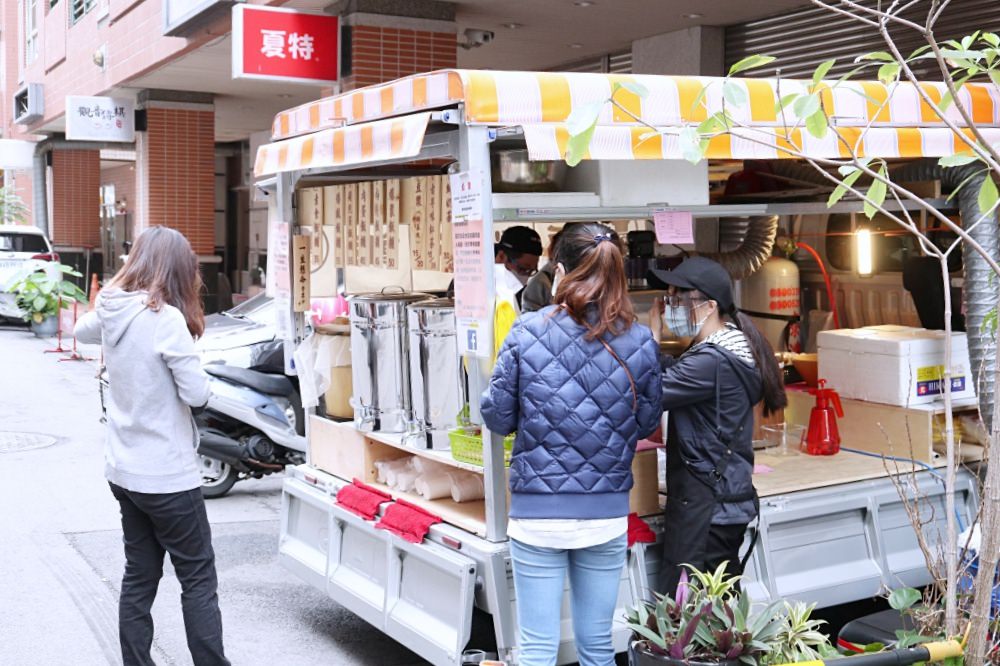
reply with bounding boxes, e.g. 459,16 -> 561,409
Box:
75,289 -> 210,493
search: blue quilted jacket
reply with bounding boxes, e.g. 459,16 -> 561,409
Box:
481,306 -> 662,520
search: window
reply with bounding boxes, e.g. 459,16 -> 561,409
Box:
21,0 -> 38,66
0,233 -> 49,253
70,0 -> 94,24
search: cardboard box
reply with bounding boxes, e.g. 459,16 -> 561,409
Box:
308,416 -> 409,482
818,325 -> 976,407
785,385 -> 981,464
629,448 -> 660,517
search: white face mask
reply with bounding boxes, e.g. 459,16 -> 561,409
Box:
663,301 -> 711,338
495,263 -> 526,294
550,263 -> 566,297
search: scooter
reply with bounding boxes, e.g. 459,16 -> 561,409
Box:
99,357 -> 307,499
196,363 -> 307,498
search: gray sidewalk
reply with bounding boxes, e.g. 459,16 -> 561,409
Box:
0,324 -> 425,665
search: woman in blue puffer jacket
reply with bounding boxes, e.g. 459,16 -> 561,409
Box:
482,222 -> 662,666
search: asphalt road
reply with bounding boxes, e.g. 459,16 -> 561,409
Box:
0,324 -> 428,666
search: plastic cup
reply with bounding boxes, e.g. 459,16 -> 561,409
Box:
762,423 -> 805,456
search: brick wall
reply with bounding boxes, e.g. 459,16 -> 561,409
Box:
50,150 -> 100,248
344,25 -> 457,90
143,107 -> 215,254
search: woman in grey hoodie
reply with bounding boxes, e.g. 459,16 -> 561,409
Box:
76,227 -> 229,666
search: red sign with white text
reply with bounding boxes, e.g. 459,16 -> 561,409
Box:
233,5 -> 339,85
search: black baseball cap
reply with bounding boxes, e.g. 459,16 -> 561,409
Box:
647,256 -> 735,313
496,225 -> 543,257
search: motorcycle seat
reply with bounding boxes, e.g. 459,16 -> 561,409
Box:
205,364 -> 294,397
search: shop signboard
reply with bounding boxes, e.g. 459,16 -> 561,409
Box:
232,5 -> 340,86
450,171 -> 491,357
65,96 -> 135,142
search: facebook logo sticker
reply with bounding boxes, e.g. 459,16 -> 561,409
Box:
467,329 -> 477,352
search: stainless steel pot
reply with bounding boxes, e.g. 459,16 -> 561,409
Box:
491,149 -> 567,192
348,289 -> 430,432
406,299 -> 467,449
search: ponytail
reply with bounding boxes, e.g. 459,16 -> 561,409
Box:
553,223 -> 635,340
732,310 -> 787,416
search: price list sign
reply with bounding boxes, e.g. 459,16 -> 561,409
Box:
450,171 -> 490,356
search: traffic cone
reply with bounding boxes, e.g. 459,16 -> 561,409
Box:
88,273 -> 100,311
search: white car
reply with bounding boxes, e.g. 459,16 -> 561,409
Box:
0,225 -> 57,320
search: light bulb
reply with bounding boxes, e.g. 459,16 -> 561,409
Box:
856,228 -> 873,276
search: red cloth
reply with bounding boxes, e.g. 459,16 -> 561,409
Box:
335,479 -> 392,520
375,498 -> 442,543
627,512 -> 656,548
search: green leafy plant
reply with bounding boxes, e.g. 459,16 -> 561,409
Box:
625,563 -> 792,665
761,601 -> 837,665
9,262 -> 88,324
0,186 -> 28,224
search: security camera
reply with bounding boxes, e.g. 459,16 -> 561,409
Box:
461,28 -> 495,49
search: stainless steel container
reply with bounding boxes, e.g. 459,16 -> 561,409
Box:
406,299 -> 467,449
349,289 -> 430,432
491,149 -> 568,192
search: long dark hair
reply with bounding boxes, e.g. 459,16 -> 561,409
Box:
730,307 -> 787,416
108,226 -> 205,338
552,223 -> 635,339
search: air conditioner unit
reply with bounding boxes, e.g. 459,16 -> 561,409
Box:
13,83 -> 43,124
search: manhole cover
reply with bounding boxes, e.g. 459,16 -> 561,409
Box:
0,432 -> 58,453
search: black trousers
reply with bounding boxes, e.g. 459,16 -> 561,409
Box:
109,483 -> 230,666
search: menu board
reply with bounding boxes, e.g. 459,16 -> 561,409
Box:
403,177 -> 427,270
385,179 -> 401,270
344,184 -> 357,267
357,182 -> 371,267
323,185 -> 345,267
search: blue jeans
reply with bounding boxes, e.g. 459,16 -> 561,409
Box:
510,534 -> 627,666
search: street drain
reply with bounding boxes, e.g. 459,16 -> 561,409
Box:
0,431 -> 58,453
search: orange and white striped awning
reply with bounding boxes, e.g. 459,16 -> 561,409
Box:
254,113 -> 431,177
258,69 -> 1000,174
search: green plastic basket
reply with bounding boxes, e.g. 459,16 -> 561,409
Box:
448,428 -> 514,467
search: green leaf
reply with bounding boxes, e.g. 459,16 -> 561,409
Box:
940,49 -> 985,61
722,80 -> 747,108
834,64 -> 869,85
983,33 -> 1000,48
877,62 -> 901,84
947,168 -> 989,202
805,109 -> 828,139
793,93 -> 820,120
728,54 -> 777,76
888,587 -> 921,611
978,174 -> 999,213
697,115 -> 722,135
990,70 -> 1000,88
864,166 -> 888,219
566,100 -> 604,137
679,127 -> 704,164
32,296 -> 47,312
565,122 -> 596,167
981,308 -> 998,338
939,152 -> 978,168
828,168 -> 864,207
864,642 -> 887,653
774,93 -> 799,114
857,51 -> 895,62
962,31 -> 981,50
689,83 -> 711,115
616,80 -> 649,98
813,58 -> 837,86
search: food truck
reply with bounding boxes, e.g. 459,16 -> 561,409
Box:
251,69 -> 992,665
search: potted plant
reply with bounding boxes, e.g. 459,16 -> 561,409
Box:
8,262 -> 88,337
625,564 -> 834,666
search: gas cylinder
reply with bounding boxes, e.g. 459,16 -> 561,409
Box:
804,380 -> 845,456
739,256 -> 801,352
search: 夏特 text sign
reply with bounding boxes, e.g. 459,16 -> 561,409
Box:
65,96 -> 135,142
232,5 -> 339,86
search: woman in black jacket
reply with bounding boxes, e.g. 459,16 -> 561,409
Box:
647,257 -> 786,594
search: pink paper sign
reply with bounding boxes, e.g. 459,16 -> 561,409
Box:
654,211 -> 695,245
